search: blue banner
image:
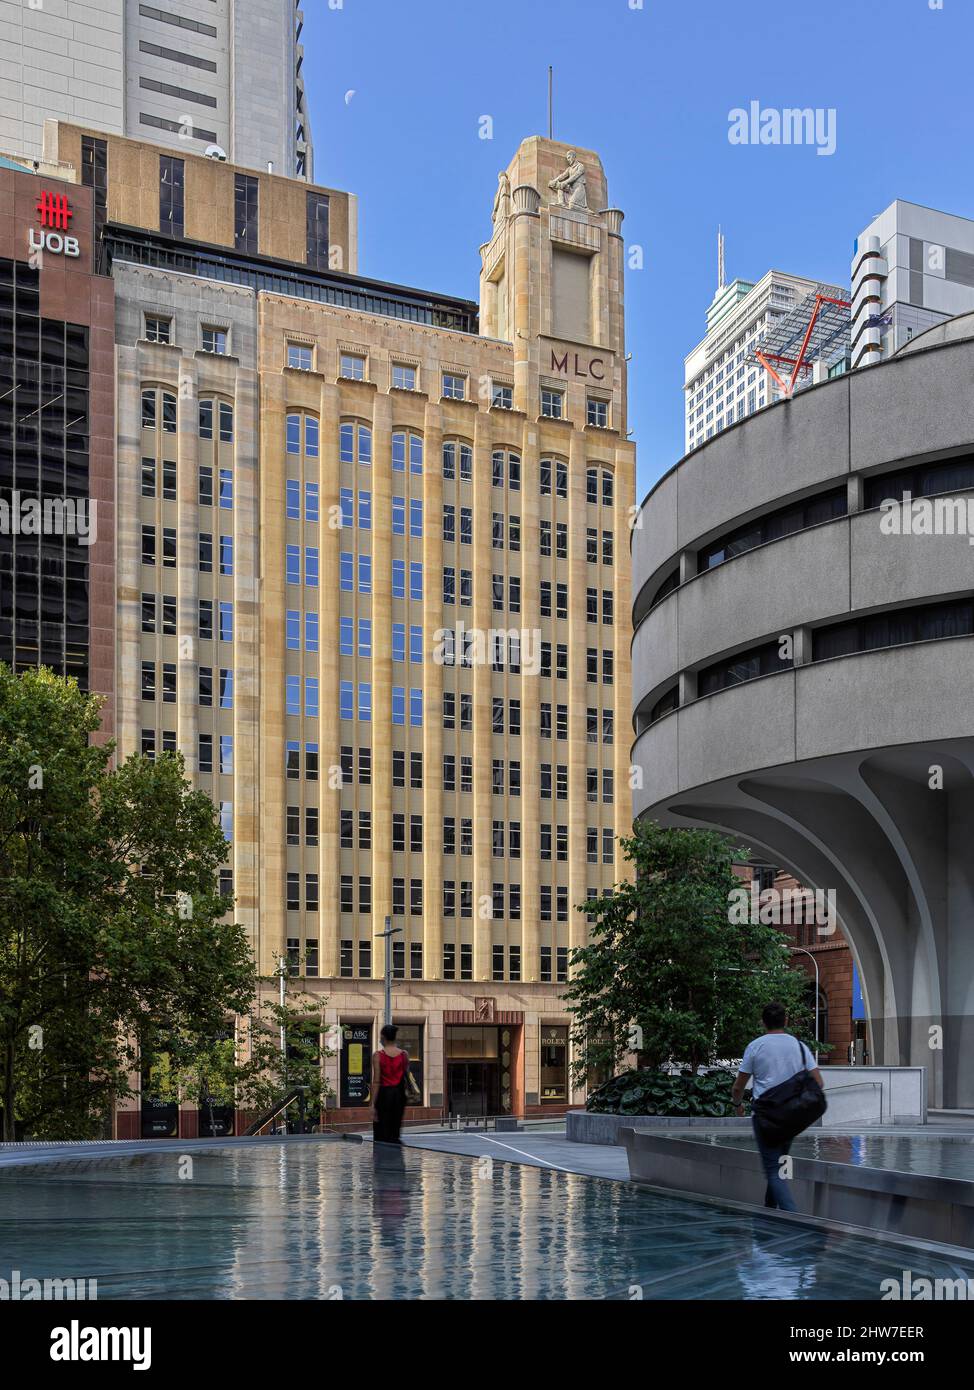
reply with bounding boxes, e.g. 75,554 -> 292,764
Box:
852,962 -> 866,1020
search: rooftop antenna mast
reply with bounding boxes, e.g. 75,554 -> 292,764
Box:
548,65 -> 553,139
718,226 -> 726,291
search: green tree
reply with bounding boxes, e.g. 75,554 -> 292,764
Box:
233,960 -> 333,1130
567,820 -> 810,1084
166,1030 -> 239,1136
0,666 -> 255,1140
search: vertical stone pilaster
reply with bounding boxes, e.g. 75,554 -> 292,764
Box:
519,418 -> 541,981
567,427 -> 588,955
422,403 -> 444,981
231,359 -> 261,954
176,357 -> 199,771
258,367 -> 288,977
614,440 -> 636,881
115,346 -> 143,766
472,410 -> 494,982
370,394 -> 393,978
318,380 -> 342,980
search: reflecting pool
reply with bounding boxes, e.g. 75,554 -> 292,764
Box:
2,1143 -> 972,1299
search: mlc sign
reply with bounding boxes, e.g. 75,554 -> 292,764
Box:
29,192 -> 80,259
550,348 -> 605,380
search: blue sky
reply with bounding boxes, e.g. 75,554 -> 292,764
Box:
304,0 -> 974,498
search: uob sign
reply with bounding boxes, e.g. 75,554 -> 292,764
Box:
29,191 -> 80,259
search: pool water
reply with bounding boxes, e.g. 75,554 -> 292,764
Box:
2,1142 -> 972,1300
706,1132 -> 974,1182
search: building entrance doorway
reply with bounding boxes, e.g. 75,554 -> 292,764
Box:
445,1024 -> 511,1117
447,1061 -> 501,1118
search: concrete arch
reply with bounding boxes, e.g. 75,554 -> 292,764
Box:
631,315 -> 974,1106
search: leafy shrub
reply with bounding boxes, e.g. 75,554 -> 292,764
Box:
586,1067 -> 747,1118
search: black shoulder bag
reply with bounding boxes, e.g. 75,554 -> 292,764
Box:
752,1039 -> 827,1146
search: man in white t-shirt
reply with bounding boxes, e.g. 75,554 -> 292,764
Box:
731,1002 -> 823,1211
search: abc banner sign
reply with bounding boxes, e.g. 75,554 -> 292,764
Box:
29,192 -> 80,259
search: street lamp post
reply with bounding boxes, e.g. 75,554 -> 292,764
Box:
789,947 -> 820,1061
380,916 -> 403,1028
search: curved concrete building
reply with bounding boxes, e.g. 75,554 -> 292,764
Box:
632,312 -> 974,1108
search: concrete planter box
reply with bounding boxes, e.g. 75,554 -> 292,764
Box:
818,1065 -> 926,1125
567,1111 -> 751,1146
623,1129 -> 974,1247
569,1066 -> 927,1145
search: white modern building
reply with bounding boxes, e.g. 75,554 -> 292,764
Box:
684,266 -> 845,454
851,199 -> 974,368
0,0 -> 313,178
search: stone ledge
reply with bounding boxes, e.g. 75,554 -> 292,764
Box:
567,1111 -> 751,1146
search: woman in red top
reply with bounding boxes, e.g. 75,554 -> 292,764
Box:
371,1024 -> 409,1144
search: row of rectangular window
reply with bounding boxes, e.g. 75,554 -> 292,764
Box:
286,675 -> 320,718
287,611 -> 320,651
285,741 -> 614,800
286,938 -> 321,976
334,358 -> 510,409
309,812 -> 614,856
338,876 -> 578,925
315,644 -> 608,690
286,873 -> 319,912
337,420 -> 615,497
142,398 -> 613,503
338,682 -> 423,726
330,424 -> 424,472
141,393 -> 233,437
287,545 -> 320,587
336,942 -> 570,983
288,480 -> 320,522
141,731 -> 235,778
338,553 -> 422,598
142,530 -> 235,573
141,661 -> 233,707
152,154 -> 327,265
331,513 -> 612,579
330,704 -> 612,763
141,594 -> 233,641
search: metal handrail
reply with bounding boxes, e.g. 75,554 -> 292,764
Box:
244,1086 -> 308,1137
820,1078 -> 885,1123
